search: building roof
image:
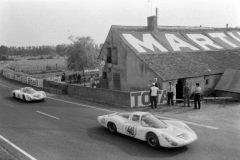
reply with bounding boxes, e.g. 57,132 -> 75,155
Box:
139,49 -> 240,81
111,25 -> 240,81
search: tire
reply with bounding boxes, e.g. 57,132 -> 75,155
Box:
107,122 -> 118,134
146,133 -> 160,148
13,93 -> 16,98
22,95 -> 26,102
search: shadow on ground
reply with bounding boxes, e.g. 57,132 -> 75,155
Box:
87,126 -> 188,158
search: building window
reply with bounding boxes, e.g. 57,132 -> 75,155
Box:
106,47 -> 117,64
107,48 -> 112,63
205,79 -> 209,85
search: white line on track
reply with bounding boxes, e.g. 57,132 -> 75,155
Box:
155,115 -> 219,130
0,135 -> 37,160
36,111 -> 60,120
0,81 -> 219,130
0,62 -> 13,70
47,96 -> 116,113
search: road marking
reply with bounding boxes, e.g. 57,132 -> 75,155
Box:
36,111 -> 60,120
47,97 -> 116,113
0,82 -> 13,88
155,115 -> 219,130
0,81 -> 219,130
0,134 -> 37,160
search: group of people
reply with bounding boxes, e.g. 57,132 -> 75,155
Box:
149,79 -> 202,109
60,72 -> 82,84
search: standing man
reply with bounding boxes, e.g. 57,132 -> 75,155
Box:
149,83 -> 159,109
193,83 -> 202,109
154,78 -> 161,89
167,81 -> 175,105
183,82 -> 191,107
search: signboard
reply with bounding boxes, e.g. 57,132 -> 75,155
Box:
14,75 -> 22,82
120,30 -> 240,54
27,77 -> 39,87
130,90 -> 167,108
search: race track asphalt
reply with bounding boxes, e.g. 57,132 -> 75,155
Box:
0,78 -> 240,160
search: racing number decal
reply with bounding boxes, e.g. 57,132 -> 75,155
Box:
125,125 -> 137,137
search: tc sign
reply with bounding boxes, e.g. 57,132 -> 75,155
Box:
130,90 -> 167,108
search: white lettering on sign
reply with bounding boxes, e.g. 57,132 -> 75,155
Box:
165,34 -> 200,51
228,32 -> 240,42
122,33 -> 168,53
209,33 -> 238,48
130,90 -> 167,108
187,34 -> 223,50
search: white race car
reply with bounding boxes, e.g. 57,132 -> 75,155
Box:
98,112 -> 197,148
12,87 -> 46,102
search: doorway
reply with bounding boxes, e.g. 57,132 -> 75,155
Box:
176,79 -> 185,100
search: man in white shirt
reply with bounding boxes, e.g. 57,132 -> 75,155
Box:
193,83 -> 202,109
167,81 -> 175,105
149,83 -> 159,109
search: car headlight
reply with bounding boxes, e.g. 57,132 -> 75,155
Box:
162,134 -> 179,146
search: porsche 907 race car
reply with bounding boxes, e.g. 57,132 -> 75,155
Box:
98,112 -> 197,148
12,87 -> 46,102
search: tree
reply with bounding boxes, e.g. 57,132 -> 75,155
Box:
66,36 -> 99,74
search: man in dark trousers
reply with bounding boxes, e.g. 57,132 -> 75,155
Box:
183,82 -> 191,107
149,83 -> 159,109
167,81 -> 175,105
193,83 -> 202,109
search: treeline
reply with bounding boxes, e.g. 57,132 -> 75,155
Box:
0,44 -> 101,58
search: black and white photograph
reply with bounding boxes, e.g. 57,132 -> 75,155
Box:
0,0 -> 240,159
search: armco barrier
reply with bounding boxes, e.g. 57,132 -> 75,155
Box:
43,79 -> 68,95
68,84 -> 131,107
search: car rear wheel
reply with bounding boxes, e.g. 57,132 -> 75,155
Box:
13,93 -> 16,98
107,122 -> 117,134
146,133 -> 160,148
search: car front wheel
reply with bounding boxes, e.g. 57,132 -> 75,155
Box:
22,95 -> 27,102
107,122 -> 117,134
146,133 -> 160,148
13,93 -> 16,98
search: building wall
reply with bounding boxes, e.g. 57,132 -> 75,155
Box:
100,29 -> 162,92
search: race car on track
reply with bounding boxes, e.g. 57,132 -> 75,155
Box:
12,87 -> 46,102
97,112 -> 197,148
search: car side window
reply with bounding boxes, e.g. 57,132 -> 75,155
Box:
132,115 -> 140,122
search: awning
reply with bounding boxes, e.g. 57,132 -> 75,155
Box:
214,69 -> 240,93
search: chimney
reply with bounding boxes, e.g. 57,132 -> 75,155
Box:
147,16 -> 158,31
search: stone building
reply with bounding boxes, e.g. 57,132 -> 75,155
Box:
98,16 -> 240,99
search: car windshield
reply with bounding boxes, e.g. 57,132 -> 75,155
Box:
22,88 -> 36,94
141,114 -> 167,129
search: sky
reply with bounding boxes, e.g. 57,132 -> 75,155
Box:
1,0 -> 240,47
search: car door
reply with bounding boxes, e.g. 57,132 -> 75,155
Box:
123,114 -> 142,139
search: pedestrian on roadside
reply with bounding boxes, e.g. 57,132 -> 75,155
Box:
90,75 -> 94,87
154,78 -> 161,89
77,73 -> 81,83
167,81 -> 175,105
61,72 -> 65,82
193,83 -> 202,109
149,83 -> 159,109
183,82 -> 191,107
69,74 -> 72,84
